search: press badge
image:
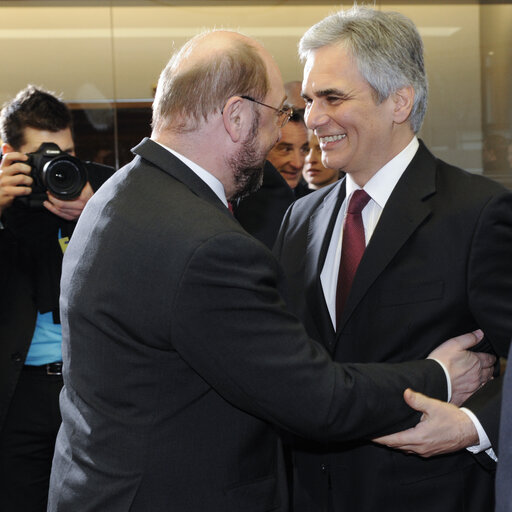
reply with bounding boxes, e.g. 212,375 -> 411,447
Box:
58,229 -> 70,254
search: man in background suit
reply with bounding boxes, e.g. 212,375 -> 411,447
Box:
48,30 -> 494,511
267,111 -> 311,198
274,6 -> 512,512
234,81 -> 311,249
233,159 -> 294,249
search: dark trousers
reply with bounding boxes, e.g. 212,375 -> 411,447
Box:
0,367 -> 62,512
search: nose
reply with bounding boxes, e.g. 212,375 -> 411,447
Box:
305,101 -> 329,131
290,150 -> 305,170
306,147 -> 319,166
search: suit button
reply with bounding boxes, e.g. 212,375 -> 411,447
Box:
320,463 -> 328,472
10,352 -> 23,363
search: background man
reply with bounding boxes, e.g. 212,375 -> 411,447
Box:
266,110 -> 311,198
233,80 -> 309,248
0,85 -> 113,511
47,30 -> 492,511
274,7 -> 512,511
232,159 -> 294,249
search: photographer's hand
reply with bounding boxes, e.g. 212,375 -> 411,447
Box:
0,151 -> 32,216
44,182 -> 94,221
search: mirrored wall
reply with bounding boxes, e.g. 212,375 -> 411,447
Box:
1,0 -> 511,187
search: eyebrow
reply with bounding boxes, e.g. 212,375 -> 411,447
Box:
303,87 -> 351,101
314,88 -> 350,99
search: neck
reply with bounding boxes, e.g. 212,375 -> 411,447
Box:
152,126 -> 236,199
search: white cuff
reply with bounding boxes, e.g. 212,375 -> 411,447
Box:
460,407 -> 497,461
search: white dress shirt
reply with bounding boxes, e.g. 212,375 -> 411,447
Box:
154,140 -> 229,207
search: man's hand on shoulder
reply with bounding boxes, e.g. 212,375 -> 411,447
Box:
44,182 -> 94,221
373,389 -> 479,457
429,330 -> 495,406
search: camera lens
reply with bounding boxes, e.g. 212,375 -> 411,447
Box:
43,156 -> 87,200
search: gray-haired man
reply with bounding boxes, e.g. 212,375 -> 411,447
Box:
274,6 -> 512,511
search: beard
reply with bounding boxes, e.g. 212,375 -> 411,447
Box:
228,112 -> 268,201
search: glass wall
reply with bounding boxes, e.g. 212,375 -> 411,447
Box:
1,0 -> 511,187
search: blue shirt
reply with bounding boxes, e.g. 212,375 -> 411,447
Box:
24,311 -> 62,365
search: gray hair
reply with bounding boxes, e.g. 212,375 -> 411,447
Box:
299,6 -> 428,133
152,33 -> 269,133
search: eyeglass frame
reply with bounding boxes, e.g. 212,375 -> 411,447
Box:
240,95 -> 293,127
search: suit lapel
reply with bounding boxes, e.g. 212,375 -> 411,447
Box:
132,138 -> 232,217
305,180 -> 347,345
337,141 -> 437,334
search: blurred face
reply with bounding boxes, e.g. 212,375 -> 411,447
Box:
303,44 -> 399,186
267,121 -> 309,189
303,131 -> 339,190
18,126 -> 75,155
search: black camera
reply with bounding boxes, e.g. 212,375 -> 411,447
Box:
15,142 -> 101,209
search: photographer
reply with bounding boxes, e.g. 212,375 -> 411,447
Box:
0,85 -> 114,511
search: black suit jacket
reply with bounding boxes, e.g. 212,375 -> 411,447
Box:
48,138 -> 449,512
274,141 -> 512,512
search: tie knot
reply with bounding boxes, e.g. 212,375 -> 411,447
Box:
347,189 -> 371,214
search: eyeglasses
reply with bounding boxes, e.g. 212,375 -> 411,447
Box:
240,95 -> 293,127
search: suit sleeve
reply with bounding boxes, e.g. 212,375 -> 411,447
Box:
170,231 -> 447,442
464,191 -> 512,452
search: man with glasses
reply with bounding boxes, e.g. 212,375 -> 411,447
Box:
232,95 -> 296,248
48,30 -> 494,512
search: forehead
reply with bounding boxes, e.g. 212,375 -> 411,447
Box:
20,126 -> 74,153
303,44 -> 365,93
280,122 -> 308,144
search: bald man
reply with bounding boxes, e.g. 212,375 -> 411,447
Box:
47,31 -> 494,511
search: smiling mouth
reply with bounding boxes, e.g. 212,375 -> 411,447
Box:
319,134 -> 346,145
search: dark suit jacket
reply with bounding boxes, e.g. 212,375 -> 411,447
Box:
496,340 -> 512,512
274,141 -> 512,512
233,160 -> 295,249
48,138 -> 449,512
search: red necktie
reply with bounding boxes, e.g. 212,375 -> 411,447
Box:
335,189 -> 371,327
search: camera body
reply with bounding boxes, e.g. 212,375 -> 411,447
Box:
15,142 -> 108,209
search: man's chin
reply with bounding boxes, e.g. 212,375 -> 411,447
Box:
232,163 -> 265,201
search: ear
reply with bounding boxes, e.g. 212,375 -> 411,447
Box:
222,96 -> 248,143
2,142 -> 15,154
391,86 -> 415,125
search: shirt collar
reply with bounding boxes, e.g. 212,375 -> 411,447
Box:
345,136 -> 419,208
153,140 -> 229,207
